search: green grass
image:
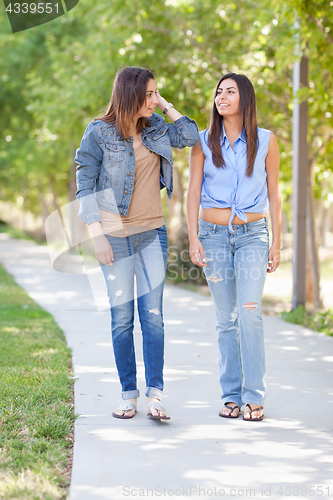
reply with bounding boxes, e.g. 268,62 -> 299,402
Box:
282,306 -> 333,336
0,263 -> 75,499
0,221 -> 45,244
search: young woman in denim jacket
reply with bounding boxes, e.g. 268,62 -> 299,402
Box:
187,73 -> 281,421
75,67 -> 199,420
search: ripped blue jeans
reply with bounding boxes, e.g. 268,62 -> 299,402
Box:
99,226 -> 168,401
198,217 -> 269,407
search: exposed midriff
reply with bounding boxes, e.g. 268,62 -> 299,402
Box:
200,207 -> 266,226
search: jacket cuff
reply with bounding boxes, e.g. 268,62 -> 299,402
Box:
173,115 -> 196,128
81,213 -> 102,226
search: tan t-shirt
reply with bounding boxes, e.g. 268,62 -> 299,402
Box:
100,142 -> 165,237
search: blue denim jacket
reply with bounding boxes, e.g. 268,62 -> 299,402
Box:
75,113 -> 199,225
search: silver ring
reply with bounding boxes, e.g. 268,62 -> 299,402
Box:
268,260 -> 273,264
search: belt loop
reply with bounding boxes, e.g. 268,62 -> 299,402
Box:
244,223 -> 248,234
213,224 -> 216,234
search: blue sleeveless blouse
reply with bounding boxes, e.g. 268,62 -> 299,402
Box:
200,126 -> 271,231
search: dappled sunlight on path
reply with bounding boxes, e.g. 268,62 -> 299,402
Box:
1,236 -> 333,500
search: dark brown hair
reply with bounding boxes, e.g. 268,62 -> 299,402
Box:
207,73 -> 258,177
94,67 -> 154,139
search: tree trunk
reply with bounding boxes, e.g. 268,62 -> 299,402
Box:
166,149 -> 187,245
306,163 -> 323,308
69,143 -> 77,203
320,205 -> 328,248
39,193 -> 50,229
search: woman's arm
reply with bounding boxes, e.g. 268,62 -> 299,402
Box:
75,122 -> 114,265
156,92 -> 199,149
75,122 -> 103,225
187,141 -> 207,268
157,93 -> 183,122
266,132 -> 282,273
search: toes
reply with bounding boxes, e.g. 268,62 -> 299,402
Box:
150,409 -> 166,417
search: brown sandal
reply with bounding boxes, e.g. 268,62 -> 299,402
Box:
112,401 -> 137,419
219,403 -> 240,419
147,401 -> 170,420
243,404 -> 264,421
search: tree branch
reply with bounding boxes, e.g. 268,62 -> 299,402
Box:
307,14 -> 333,45
309,131 -> 333,165
263,89 -> 291,122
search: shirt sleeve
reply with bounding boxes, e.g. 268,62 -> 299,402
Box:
75,121 -> 103,225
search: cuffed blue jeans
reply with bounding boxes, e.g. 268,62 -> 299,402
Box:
99,226 -> 168,401
198,217 -> 269,408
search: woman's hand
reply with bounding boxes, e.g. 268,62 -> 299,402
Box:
156,90 -> 168,112
155,90 -> 183,121
93,234 -> 114,265
189,237 -> 207,267
267,243 -> 280,273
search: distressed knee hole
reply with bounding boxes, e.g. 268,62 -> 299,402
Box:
107,274 -> 116,281
115,290 -> 123,297
243,302 -> 258,311
207,275 -> 223,283
149,308 -> 160,315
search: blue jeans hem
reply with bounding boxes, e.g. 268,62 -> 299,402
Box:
242,400 -> 265,406
145,387 -> 163,399
122,389 -> 140,400
222,397 -> 243,408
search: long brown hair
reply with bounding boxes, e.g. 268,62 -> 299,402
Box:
207,73 -> 258,177
94,67 -> 154,139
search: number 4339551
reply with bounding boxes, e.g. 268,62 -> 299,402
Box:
6,3 -> 60,14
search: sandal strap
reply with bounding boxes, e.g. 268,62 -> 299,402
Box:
245,404 -> 263,414
225,404 -> 240,411
119,401 -> 137,412
148,401 -> 165,413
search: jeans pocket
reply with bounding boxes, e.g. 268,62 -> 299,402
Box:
198,224 -> 213,239
249,225 -> 269,245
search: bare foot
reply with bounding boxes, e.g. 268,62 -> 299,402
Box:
243,404 -> 264,420
147,397 -> 167,418
113,398 -> 137,418
219,402 -> 240,418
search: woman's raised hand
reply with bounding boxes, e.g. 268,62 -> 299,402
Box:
189,237 -> 207,268
156,89 -> 168,111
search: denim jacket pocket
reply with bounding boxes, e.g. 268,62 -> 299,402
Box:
105,144 -> 126,163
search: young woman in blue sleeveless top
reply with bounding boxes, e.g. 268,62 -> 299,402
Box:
186,73 -> 281,421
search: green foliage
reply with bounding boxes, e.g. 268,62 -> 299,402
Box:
0,0 -> 332,227
282,305 -> 333,336
0,263 -> 75,499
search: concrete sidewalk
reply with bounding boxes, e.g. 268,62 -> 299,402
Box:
1,234 -> 333,500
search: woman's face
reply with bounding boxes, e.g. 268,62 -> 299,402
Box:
136,79 -> 159,119
215,78 -> 240,117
